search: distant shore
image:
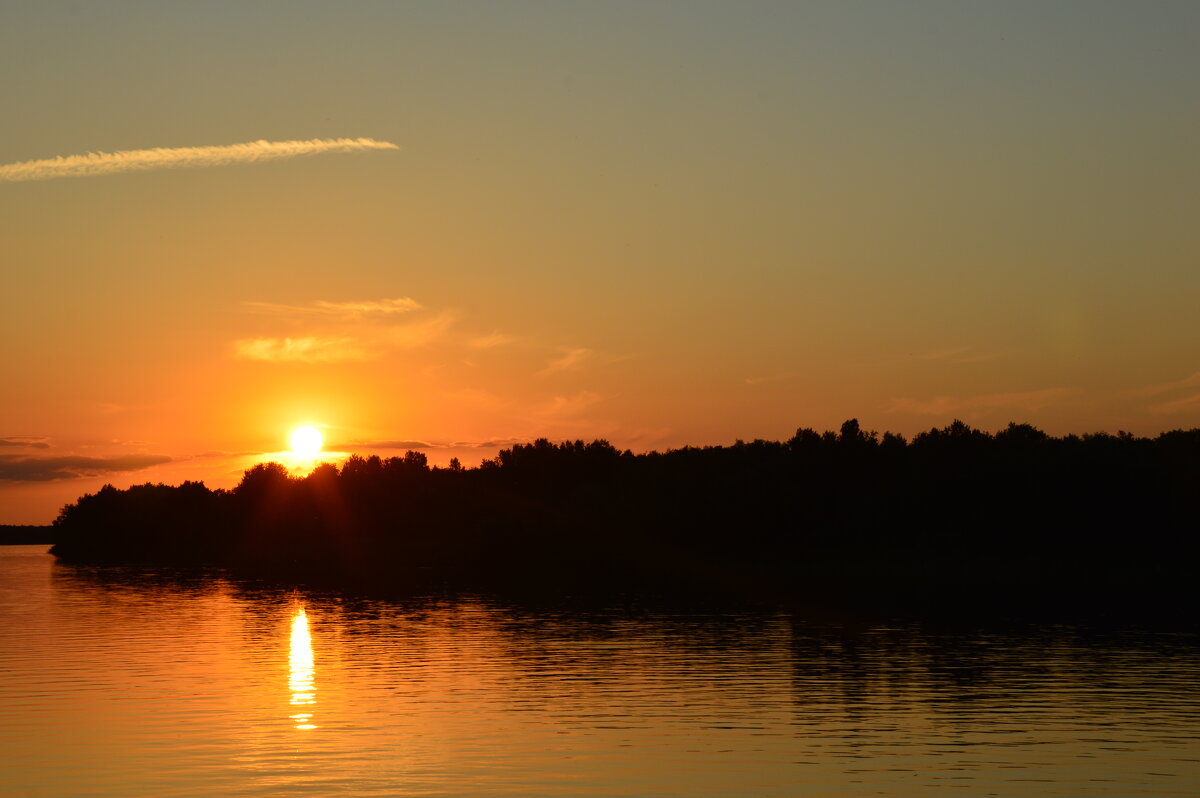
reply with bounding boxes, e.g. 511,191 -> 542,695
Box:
0,525 -> 54,545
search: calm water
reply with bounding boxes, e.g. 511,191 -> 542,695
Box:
1,546 -> 1197,797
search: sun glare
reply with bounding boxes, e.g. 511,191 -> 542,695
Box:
290,426 -> 324,456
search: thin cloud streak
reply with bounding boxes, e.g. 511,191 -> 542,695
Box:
232,310 -> 457,363
1151,393 -> 1200,414
744,373 -> 795,386
0,137 -> 398,182
315,298 -> 420,317
233,336 -> 370,363
1133,371 -> 1200,398
468,332 -> 515,349
538,347 -> 592,377
0,437 -> 50,449
1128,371 -> 1200,414
385,311 -> 459,349
909,347 -> 1004,365
0,454 -> 171,482
332,437 -> 524,452
540,391 -> 603,417
338,440 -> 436,451
243,297 -> 421,319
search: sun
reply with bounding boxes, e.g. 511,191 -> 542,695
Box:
290,426 -> 324,456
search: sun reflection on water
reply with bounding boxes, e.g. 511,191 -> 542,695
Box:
288,605 -> 317,730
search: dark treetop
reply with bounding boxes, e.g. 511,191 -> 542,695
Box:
50,420 -> 1199,615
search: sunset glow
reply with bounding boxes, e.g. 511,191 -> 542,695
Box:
0,3 -> 1196,526
3,5 -> 1198,796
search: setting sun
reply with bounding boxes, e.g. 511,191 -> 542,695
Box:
290,426 -> 323,456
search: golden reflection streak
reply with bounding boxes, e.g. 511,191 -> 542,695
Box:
288,606 -> 317,730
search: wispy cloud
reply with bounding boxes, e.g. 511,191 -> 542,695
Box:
336,439 -> 436,451
463,438 -> 525,449
1126,372 -> 1200,414
887,387 -> 1072,416
1151,393 -> 1200,414
317,298 -> 420,316
909,347 -> 1004,364
538,347 -> 593,377
0,437 -> 49,449
233,336 -> 370,363
1133,371 -> 1200,397
232,307 -> 457,363
468,331 -> 515,349
540,391 -> 603,417
243,297 -> 421,319
744,374 -> 795,386
0,137 -> 398,183
0,454 -> 171,482
384,311 -> 458,349
331,437 -> 524,452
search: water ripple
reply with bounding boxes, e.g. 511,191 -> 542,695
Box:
0,546 -> 1197,797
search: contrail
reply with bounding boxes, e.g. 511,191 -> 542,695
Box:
0,137 -> 399,182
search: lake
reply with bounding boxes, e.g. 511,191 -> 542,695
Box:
1,545 -> 1197,796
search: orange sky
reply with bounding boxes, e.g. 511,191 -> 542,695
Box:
2,3 -> 1198,522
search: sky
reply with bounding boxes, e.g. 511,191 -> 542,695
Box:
1,1 -> 1197,523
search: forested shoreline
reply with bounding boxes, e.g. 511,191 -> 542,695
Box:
0,525 -> 54,545
49,420 -> 1199,613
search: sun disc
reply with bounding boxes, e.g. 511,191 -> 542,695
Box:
290,426 -> 323,456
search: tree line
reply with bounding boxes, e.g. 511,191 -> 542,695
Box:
49,420 -> 1200,610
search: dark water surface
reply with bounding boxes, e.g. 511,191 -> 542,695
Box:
1,545 -> 1197,796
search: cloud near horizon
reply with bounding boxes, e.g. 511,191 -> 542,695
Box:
0,137 -> 398,182
0,437 -> 50,449
0,454 -> 172,482
329,438 -> 524,452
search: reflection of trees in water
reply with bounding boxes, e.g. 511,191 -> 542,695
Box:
40,554 -> 1200,765
51,558 -> 230,601
786,619 -> 1200,736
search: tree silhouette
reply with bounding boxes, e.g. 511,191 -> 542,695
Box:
47,423 -> 1200,613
